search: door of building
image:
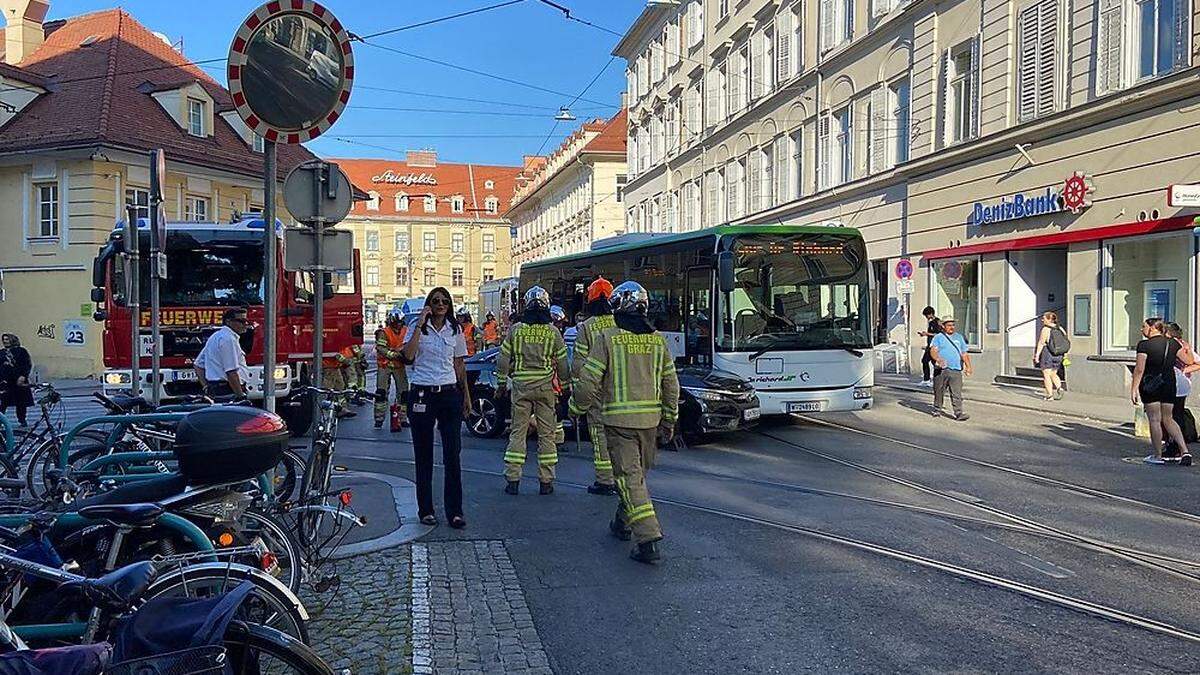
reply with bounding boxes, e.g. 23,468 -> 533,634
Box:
1005,249 -> 1067,374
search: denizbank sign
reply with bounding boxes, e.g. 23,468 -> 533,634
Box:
969,173 -> 1093,227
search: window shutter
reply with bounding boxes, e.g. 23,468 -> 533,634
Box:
761,148 -> 773,206
752,32 -> 766,99
774,136 -> 789,203
1017,5 -> 1039,121
820,0 -> 835,53
1036,0 -> 1058,117
748,150 -> 761,212
706,173 -> 718,226
939,49 -> 951,147
776,11 -> 792,80
970,36 -> 981,138
706,69 -> 719,126
1097,0 -> 1124,94
870,85 -> 888,172
818,115 -> 831,190
1173,0 -> 1190,70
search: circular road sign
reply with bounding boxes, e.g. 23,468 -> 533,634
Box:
283,161 -> 353,224
227,1 -> 354,144
894,259 -> 914,280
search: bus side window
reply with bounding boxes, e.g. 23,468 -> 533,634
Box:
685,266 -> 712,363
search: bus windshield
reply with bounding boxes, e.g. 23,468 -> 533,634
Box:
717,232 -> 871,352
113,230 -> 265,307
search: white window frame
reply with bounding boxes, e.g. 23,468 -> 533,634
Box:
395,231 -> 410,252
124,187 -> 151,222
366,230 -> 380,252
820,0 -> 853,54
944,39 -> 980,146
1134,0 -> 1190,81
451,232 -> 464,253
483,233 -> 496,253
424,268 -> 436,287
834,106 -> 852,185
366,191 -> 380,211
187,98 -> 206,137
451,195 -> 465,213
396,193 -> 409,211
423,232 -> 437,252
718,0 -> 729,18
890,77 -> 911,165
35,182 -> 59,238
452,267 -> 465,287
366,266 -> 379,287
423,195 -> 436,213
1017,0 -> 1061,122
396,266 -> 409,286
184,195 -> 208,222
485,197 -> 499,215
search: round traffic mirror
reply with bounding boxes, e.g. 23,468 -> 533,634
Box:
229,3 -> 354,143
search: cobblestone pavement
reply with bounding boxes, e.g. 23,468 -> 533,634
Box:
303,547 -> 414,674
412,541 -> 553,675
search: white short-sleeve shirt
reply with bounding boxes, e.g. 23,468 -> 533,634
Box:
195,326 -> 249,382
405,320 -> 468,386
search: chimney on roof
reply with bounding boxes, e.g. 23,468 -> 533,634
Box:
2,0 -> 49,65
406,149 -> 437,168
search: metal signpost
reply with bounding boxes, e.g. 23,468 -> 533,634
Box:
228,1 -> 354,412
148,149 -> 167,406
123,207 -> 140,395
895,258 -> 914,376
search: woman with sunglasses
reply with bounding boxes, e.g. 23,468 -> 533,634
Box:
401,287 -> 473,528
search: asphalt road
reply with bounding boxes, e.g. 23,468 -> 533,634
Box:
329,384 -> 1200,674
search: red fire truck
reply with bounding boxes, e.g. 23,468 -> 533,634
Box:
90,216 -> 364,434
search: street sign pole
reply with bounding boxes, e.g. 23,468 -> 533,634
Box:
124,207 -> 140,395
148,150 -> 166,407
263,140 -> 278,413
311,164 -> 325,393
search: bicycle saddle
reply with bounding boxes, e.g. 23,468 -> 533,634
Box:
63,561 -> 158,611
77,503 -> 165,527
68,474 -> 188,509
94,392 -> 152,414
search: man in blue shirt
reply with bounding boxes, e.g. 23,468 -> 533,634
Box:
928,317 -> 972,421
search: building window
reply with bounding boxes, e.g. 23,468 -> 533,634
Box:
483,268 -> 495,282
946,41 -> 979,145
253,134 -> 265,153
452,267 -> 464,287
184,196 -> 208,221
1104,232 -> 1193,351
820,0 -> 852,53
423,195 -> 436,213
726,159 -> 744,220
931,258 -> 981,347
820,108 -> 851,189
707,62 -> 727,127
187,98 -> 206,136
483,233 -> 495,253
728,45 -> 746,115
396,266 -> 409,286
423,232 -> 436,252
890,78 -> 911,164
452,232 -> 464,253
1136,0 -> 1187,80
367,191 -> 380,211
366,266 -> 379,287
124,187 -> 150,221
395,231 -> 410,252
424,268 -> 436,287
451,195 -> 465,213
395,193 -> 409,211
1017,0 -> 1060,122
718,0 -> 729,18
616,174 -> 628,203
35,182 -> 58,238
485,197 -> 499,215
366,230 -> 379,252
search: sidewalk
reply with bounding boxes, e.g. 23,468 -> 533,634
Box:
875,372 -> 1137,426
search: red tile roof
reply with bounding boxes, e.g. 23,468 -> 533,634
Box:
333,156 -> 520,220
0,9 -> 315,177
582,108 -> 627,154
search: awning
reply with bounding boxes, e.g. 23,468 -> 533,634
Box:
922,214 -> 1196,261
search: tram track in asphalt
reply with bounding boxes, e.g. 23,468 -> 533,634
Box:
341,451 -> 1200,647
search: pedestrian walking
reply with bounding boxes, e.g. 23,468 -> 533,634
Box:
928,317 -> 971,421
497,287 -> 569,496
1132,318 -> 1195,465
0,334 -> 34,427
918,306 -> 943,387
570,281 -> 680,564
193,309 -> 250,399
1034,311 -> 1070,401
1159,322 -> 1197,465
402,288 -> 472,528
571,277 -> 618,496
374,309 -> 409,431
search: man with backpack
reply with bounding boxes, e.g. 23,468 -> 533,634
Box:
1034,311 -> 1070,401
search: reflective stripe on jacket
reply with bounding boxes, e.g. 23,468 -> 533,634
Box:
570,327 -> 680,429
570,314 -> 616,385
376,325 -> 408,368
496,322 -> 568,390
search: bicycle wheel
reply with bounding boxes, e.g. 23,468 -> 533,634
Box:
23,429 -> 114,499
270,450 -> 305,504
234,507 -> 305,593
295,443 -> 333,545
223,621 -> 333,675
142,563 -> 309,644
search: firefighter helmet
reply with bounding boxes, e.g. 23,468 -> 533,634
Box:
524,286 -> 550,310
609,281 -> 649,315
586,277 -> 614,303
550,305 -> 566,322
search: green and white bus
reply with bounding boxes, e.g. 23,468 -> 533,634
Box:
519,224 -> 874,415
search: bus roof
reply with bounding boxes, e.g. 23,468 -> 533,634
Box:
520,223 -> 862,271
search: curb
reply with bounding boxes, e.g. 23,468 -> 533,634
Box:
330,470 -> 434,559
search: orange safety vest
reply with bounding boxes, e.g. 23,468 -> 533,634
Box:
377,324 -> 408,368
482,320 -> 498,345
462,323 -> 477,356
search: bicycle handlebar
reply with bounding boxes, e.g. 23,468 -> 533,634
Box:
297,386 -> 383,403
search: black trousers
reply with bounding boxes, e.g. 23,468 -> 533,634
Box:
408,386 -> 464,519
921,347 -> 941,381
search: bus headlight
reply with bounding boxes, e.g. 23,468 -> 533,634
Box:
104,372 -> 131,386
853,386 -> 873,400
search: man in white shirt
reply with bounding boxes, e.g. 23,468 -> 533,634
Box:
194,308 -> 251,398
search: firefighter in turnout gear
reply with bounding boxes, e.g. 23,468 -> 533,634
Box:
571,277 -> 617,495
339,344 -> 367,392
374,309 -> 409,430
570,281 -> 679,564
497,286 -> 569,496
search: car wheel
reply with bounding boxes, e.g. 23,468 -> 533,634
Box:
468,396 -> 501,438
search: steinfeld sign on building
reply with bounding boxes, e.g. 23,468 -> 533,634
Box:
371,170 -> 438,186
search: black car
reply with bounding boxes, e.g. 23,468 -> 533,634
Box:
464,348 -> 760,443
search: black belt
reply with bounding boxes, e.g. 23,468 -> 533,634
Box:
410,383 -> 459,394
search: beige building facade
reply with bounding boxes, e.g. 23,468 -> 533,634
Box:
509,110 -> 628,269
333,153 -> 518,325
616,0 -> 1200,398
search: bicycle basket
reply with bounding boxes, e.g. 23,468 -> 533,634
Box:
105,646 -> 226,675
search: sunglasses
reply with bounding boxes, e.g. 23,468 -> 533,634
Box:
429,297 -> 450,306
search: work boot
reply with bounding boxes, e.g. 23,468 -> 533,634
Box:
630,540 -> 661,564
373,420 -> 383,429
609,518 -> 631,541
539,482 -> 554,495
587,482 -> 617,496
504,481 -> 519,496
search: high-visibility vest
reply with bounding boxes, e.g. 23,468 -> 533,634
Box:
462,322 -> 477,356
482,320 -> 498,344
376,325 -> 408,368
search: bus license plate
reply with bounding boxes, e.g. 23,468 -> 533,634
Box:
743,408 -> 761,421
173,370 -> 197,382
787,402 -> 821,413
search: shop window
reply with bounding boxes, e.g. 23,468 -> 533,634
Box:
985,297 -> 1000,333
931,257 -> 980,346
1105,232 -> 1193,351
1073,294 -> 1092,337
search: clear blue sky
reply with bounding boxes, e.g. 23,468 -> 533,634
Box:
32,0 -> 642,167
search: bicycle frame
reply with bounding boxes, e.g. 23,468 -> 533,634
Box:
0,417 -> 11,457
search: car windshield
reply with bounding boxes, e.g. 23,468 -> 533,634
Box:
716,232 -> 872,352
113,230 -> 265,307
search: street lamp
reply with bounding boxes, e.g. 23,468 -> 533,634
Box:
555,106 -> 577,122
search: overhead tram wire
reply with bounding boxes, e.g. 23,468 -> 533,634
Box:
354,85 -> 615,113
533,54 -> 618,156
352,0 -> 527,40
